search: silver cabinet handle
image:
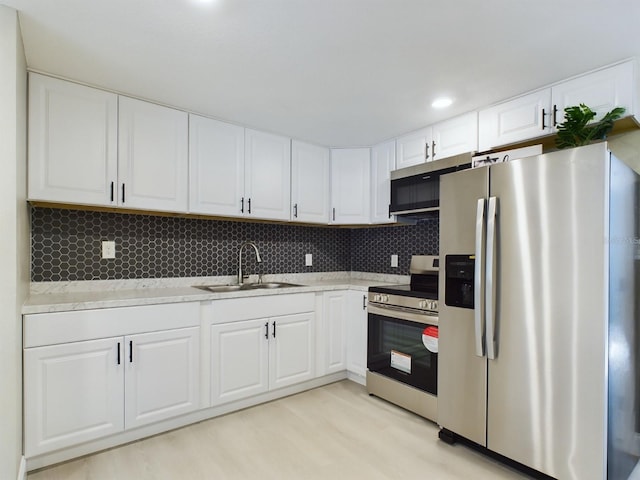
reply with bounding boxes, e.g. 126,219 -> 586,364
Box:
474,199 -> 486,357
425,142 -> 430,161
485,196 -> 498,360
432,141 -> 436,159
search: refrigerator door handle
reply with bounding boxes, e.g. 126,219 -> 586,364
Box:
474,198 -> 486,357
485,196 -> 498,360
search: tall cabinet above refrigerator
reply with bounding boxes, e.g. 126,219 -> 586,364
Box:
438,141 -> 639,480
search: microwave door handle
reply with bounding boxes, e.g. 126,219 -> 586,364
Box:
485,196 -> 498,360
474,198 -> 486,357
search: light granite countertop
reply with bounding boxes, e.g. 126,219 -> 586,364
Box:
23,272 -> 408,314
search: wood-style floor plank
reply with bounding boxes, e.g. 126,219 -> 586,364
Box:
28,380 -> 530,479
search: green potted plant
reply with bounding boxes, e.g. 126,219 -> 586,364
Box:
555,103 -> 625,149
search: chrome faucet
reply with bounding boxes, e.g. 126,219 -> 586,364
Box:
237,241 -> 262,285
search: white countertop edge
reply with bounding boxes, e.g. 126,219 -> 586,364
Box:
24,272 -> 409,314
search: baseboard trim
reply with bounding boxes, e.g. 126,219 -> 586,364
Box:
17,456 -> 26,480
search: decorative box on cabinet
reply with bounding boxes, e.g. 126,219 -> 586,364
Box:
23,302 -> 200,457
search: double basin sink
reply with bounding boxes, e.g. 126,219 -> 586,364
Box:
193,282 -> 303,293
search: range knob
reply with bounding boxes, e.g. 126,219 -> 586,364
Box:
418,300 -> 427,309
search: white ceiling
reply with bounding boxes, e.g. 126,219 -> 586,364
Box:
2,0 -> 640,147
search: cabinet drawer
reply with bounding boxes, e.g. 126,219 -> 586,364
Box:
24,302 -> 200,347
210,293 -> 315,323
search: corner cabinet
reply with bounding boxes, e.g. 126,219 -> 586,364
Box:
291,140 -> 330,223
23,303 -> 200,457
330,148 -> 371,225
28,73 -> 118,206
208,294 -> 315,406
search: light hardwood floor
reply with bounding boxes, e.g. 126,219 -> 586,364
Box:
28,380 -> 530,479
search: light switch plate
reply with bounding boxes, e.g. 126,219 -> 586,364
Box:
391,254 -> 398,268
305,253 -> 313,266
102,241 -> 116,259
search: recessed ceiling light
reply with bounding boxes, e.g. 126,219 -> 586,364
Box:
432,97 -> 453,109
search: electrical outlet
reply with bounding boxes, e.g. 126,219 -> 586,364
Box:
102,241 -> 116,259
305,253 -> 313,267
391,254 -> 398,268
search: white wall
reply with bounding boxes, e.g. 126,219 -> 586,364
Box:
0,5 -> 29,480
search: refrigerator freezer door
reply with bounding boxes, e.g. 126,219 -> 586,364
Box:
486,143 -> 608,479
438,166 -> 489,447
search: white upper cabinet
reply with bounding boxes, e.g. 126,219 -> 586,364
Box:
370,139 -> 396,224
396,127 -> 433,168
244,129 -> 291,221
330,148 -> 371,225
478,89 -> 552,152
189,115 -> 245,217
291,140 -> 330,223
479,60 -> 637,151
118,97 -> 189,212
551,61 -> 635,127
432,111 -> 478,160
28,73 -> 118,206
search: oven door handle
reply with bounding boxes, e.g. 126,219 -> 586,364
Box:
474,198 -> 486,357
367,303 -> 438,326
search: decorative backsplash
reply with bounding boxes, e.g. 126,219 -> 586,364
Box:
30,207 -> 439,282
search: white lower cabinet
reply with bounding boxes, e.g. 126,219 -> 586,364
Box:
346,291 -> 368,378
321,291 -> 348,375
124,328 -> 200,429
209,294 -> 315,406
23,303 -> 200,457
24,337 -> 124,456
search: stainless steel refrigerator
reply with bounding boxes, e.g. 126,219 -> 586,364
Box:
438,141 -> 640,480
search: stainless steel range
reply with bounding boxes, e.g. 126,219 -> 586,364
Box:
367,255 -> 439,421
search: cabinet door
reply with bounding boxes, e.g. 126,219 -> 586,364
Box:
28,73 -> 118,206
270,312 -> 315,389
244,129 -> 291,221
432,111 -> 478,160
370,140 -> 396,224
291,140 -> 330,223
124,327 -> 200,429
323,292 -> 347,374
478,89 -> 552,151
24,338 -> 124,456
189,115 -> 245,217
118,97 -> 189,212
396,127 -> 433,168
552,61 -> 635,128
346,292 -> 368,377
330,148 -> 371,224
210,319 -> 269,405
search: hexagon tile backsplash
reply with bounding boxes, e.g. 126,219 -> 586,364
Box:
30,207 -> 439,282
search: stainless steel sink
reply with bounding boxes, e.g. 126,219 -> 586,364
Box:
193,284 -> 244,293
245,282 -> 301,289
194,282 -> 302,293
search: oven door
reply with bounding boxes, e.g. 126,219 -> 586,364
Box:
367,304 -> 438,396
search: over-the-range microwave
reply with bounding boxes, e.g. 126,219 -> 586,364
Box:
390,152 -> 472,218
